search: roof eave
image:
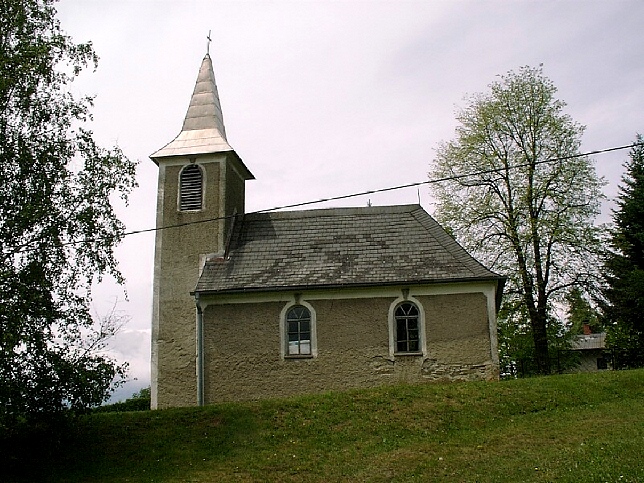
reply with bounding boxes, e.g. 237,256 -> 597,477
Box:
192,275 -> 505,298
150,147 -> 255,180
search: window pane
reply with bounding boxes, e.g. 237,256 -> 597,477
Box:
300,341 -> 311,354
287,306 -> 310,321
396,320 -> 406,340
394,302 -> 421,353
288,341 -> 299,355
285,305 -> 313,357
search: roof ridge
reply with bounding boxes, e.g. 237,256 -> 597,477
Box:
246,204 -> 421,220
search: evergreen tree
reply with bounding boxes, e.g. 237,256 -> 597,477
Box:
565,286 -> 601,335
601,135 -> 644,367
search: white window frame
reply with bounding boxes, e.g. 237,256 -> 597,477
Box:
388,296 -> 426,357
280,300 -> 317,359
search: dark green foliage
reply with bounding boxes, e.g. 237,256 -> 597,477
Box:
565,286 -> 601,334
0,0 -> 137,430
94,387 -> 151,413
601,135 -> 644,367
498,303 -> 577,377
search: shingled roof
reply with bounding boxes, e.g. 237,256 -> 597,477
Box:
195,204 -> 502,295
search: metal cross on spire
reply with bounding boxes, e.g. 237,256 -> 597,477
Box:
206,30 -> 212,55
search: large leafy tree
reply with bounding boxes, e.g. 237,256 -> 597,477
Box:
601,135 -> 644,368
430,66 -> 604,374
0,0 -> 137,429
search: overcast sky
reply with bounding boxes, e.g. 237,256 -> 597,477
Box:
55,0 -> 644,401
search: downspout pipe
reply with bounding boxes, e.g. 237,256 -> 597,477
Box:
195,294 -> 204,407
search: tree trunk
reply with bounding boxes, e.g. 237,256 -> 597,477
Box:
530,308 -> 550,374
514,235 -> 551,374
527,154 -> 551,375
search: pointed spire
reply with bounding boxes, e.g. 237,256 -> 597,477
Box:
181,54 -> 227,136
151,54 -> 234,159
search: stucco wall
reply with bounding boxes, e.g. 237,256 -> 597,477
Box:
418,292 -> 498,381
566,350 -> 610,373
202,291 -> 497,403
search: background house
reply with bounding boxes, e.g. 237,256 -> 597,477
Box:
570,324 -> 610,372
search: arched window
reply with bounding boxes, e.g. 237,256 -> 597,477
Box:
394,302 -> 420,353
179,164 -> 203,211
285,305 -> 312,356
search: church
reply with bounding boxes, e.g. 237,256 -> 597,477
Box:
150,53 -> 505,409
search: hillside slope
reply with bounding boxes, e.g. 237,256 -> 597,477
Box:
3,370 -> 644,482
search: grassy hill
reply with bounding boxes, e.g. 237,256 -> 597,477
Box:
3,369 -> 644,482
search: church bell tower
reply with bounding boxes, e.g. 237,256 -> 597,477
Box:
149,53 -> 254,409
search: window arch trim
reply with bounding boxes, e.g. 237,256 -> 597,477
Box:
388,297 -> 426,357
280,300 -> 317,359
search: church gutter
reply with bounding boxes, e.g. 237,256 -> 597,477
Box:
195,294 -> 205,407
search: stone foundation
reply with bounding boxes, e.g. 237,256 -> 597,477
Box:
421,358 -> 499,381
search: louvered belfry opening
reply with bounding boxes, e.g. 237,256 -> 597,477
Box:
180,164 -> 203,211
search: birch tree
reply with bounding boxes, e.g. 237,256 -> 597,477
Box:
0,0 -> 137,429
430,66 -> 604,373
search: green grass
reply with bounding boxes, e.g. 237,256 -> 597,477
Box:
3,370 -> 644,482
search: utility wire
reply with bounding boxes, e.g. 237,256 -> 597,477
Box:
256,143 -> 635,214
125,141 -> 638,235
8,141 -> 642,252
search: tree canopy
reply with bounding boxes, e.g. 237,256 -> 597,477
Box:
601,135 -> 644,367
430,65 -> 604,374
0,0 -> 137,429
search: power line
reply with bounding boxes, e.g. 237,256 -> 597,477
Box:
256,143 -> 636,214
8,142 -> 641,252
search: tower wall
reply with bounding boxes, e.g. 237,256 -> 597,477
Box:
151,152 -> 244,409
